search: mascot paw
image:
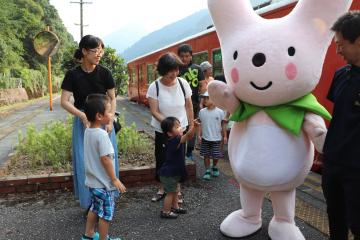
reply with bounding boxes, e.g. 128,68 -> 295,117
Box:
268,218 -> 305,240
220,210 -> 262,238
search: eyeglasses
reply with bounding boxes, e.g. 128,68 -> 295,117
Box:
88,48 -> 104,56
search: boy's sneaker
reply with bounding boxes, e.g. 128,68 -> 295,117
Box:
81,232 -> 99,240
212,167 -> 220,177
203,169 -> 211,180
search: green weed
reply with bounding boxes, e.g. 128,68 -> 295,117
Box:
116,114 -> 152,158
16,116 -> 73,171
13,114 -> 152,174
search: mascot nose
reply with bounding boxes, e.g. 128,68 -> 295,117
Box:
252,53 -> 266,67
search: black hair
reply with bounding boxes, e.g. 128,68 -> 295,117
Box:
161,117 -> 180,135
74,35 -> 105,60
84,93 -> 110,122
331,11 -> 360,43
156,52 -> 183,76
177,43 -> 193,55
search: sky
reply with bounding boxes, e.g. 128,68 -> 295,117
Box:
49,0 -> 208,43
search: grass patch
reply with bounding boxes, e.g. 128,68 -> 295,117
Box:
1,114 -> 154,177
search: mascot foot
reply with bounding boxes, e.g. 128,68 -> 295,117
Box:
268,218 -> 305,240
220,210 -> 262,238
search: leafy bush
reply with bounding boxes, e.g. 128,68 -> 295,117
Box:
0,72 -> 22,89
13,114 -> 152,173
16,116 -> 73,171
116,114 -> 152,158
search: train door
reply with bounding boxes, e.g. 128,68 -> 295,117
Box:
138,63 -> 147,104
137,65 -> 141,103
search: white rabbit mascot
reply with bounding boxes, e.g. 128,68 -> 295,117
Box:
207,0 -> 353,239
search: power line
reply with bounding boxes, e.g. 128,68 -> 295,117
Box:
70,0 -> 92,39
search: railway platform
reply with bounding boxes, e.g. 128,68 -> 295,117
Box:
0,97 -> 330,240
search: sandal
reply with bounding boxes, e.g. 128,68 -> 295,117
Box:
151,192 -> 166,202
160,211 -> 178,219
171,207 -> 187,214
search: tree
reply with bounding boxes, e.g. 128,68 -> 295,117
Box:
100,47 -> 128,95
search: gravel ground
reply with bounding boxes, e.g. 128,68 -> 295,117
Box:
0,97 -> 328,240
0,154 -> 327,240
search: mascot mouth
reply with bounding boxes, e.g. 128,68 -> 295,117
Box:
250,81 -> 273,90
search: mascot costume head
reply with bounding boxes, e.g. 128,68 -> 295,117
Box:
207,0 -> 353,239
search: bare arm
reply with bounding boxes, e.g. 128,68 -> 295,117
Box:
60,89 -> 89,127
221,120 -> 228,144
105,88 -> 116,133
197,123 -> 202,144
148,97 -> 165,122
107,88 -> 116,116
185,98 -> 194,128
180,119 -> 200,144
100,155 -> 126,193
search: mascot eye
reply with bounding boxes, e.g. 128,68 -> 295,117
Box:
288,47 -> 296,56
233,51 -> 238,60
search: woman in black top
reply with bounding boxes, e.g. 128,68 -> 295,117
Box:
60,35 -> 119,210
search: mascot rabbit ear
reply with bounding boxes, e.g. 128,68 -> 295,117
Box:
207,0 -> 261,40
287,0 -> 353,48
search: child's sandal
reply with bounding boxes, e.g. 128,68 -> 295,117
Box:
160,211 -> 178,219
171,207 -> 187,214
151,192 -> 166,202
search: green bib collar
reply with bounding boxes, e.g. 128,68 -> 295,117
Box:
229,94 -> 331,136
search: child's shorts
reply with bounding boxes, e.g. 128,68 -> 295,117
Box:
89,188 -> 117,221
200,139 -> 223,159
159,176 -> 181,193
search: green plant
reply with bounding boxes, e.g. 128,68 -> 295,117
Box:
16,116 -> 73,171
116,114 -> 152,158
12,113 -> 152,174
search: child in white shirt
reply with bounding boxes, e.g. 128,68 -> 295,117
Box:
197,92 -> 227,180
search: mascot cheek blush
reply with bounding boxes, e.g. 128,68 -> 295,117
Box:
207,0 -> 353,239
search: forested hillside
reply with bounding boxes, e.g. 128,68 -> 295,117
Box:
0,0 -> 76,96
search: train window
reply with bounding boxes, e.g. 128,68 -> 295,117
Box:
192,51 -> 208,65
147,64 -> 155,84
131,68 -> 135,83
212,49 -> 223,77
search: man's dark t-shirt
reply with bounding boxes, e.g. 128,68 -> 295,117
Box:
179,62 -> 205,113
61,65 -> 115,110
158,136 -> 187,181
323,64 -> 360,169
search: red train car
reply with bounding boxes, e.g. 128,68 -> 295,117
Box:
127,0 -> 359,172
128,0 -> 359,109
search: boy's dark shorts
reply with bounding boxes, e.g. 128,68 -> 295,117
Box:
200,139 -> 223,159
159,176 -> 181,193
89,188 -> 117,221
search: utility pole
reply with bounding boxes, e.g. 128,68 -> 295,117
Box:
70,0 -> 92,39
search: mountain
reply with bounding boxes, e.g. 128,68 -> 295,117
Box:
121,9 -> 213,61
120,0 -> 272,61
104,23 -> 148,54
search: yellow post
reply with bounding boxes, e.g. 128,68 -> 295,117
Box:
48,56 -> 53,111
46,26 -> 53,111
